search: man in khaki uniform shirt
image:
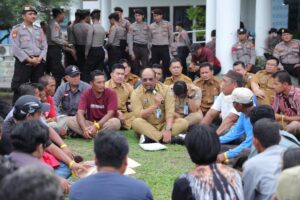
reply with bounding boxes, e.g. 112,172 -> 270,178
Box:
105,63 -> 134,129
232,61 -> 254,89
121,59 -> 141,89
164,58 -> 192,86
172,81 -> 203,126
251,56 -> 279,105
193,62 -> 221,114
273,28 -> 300,84
131,68 -> 188,143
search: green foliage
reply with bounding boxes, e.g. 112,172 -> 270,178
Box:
0,0 -> 71,29
186,6 -> 206,39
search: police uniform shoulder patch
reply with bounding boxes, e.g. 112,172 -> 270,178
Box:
11,29 -> 18,39
55,24 -> 60,31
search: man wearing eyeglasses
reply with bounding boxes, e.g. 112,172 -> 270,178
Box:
131,68 -> 189,143
10,5 -> 47,104
251,56 -> 279,106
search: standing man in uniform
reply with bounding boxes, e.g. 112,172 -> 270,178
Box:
251,56 -> 279,105
149,9 -> 173,78
175,22 -> 191,75
114,7 -> 131,59
105,63 -> 134,130
131,68 -> 189,143
193,62 -> 221,115
232,28 -> 259,73
233,61 -> 254,89
10,5 -> 47,104
85,9 -> 106,82
73,9 -> 91,81
164,58 -> 192,86
46,8 -> 68,88
127,9 -> 150,75
273,29 -> 300,84
107,13 -> 124,71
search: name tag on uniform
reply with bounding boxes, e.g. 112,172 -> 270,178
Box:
183,102 -> 189,116
156,108 -> 162,119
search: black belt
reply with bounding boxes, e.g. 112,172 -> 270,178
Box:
91,46 -> 104,49
133,43 -> 148,48
152,45 -> 169,48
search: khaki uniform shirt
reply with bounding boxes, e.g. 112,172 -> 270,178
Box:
164,74 -> 193,86
10,23 -> 48,62
105,79 -> 133,113
252,70 -> 276,105
47,19 -> 66,47
232,40 -> 256,65
127,22 -> 150,55
194,76 -> 221,113
273,39 -> 300,64
244,72 -> 254,89
131,82 -> 175,127
174,84 -> 202,117
149,20 -> 173,46
72,22 -> 91,45
126,73 -> 140,87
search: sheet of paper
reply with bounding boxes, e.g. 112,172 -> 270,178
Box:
139,143 -> 167,151
127,157 -> 141,168
124,167 -> 136,175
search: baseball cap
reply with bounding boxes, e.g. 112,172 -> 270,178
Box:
237,28 -> 247,34
279,28 -> 291,35
276,166 -> 300,200
22,5 -> 37,14
15,95 -> 50,115
268,28 -> 277,34
190,43 -> 202,55
230,87 -> 253,104
65,65 -> 80,77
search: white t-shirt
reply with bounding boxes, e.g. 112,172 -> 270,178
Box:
211,92 -> 240,120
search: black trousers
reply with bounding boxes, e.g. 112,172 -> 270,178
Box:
85,47 -> 105,82
132,43 -> 149,75
151,45 -> 170,78
11,58 -> 45,104
75,45 -> 86,80
282,63 -> 300,84
120,40 -> 129,60
64,49 -> 77,67
108,46 -> 122,72
176,46 -> 189,75
46,45 -> 64,87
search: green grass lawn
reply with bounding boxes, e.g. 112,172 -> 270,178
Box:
64,130 -> 194,200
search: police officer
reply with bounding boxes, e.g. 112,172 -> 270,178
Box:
107,12 -> 124,70
127,9 -> 150,75
273,29 -> 300,84
175,22 -> 191,75
149,9 -> 173,78
85,9 -> 106,82
46,8 -> 68,88
114,7 -> 131,59
232,28 -> 259,73
10,5 -> 47,104
72,9 -> 91,81
264,28 -> 280,58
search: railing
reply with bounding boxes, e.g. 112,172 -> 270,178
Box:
173,29 -> 206,44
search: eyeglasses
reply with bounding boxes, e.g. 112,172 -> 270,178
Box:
142,78 -> 154,82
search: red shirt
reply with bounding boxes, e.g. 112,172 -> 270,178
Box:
192,47 -> 221,67
78,88 -> 118,121
273,86 -> 300,116
43,95 -> 56,118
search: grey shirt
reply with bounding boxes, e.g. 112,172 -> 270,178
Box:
175,29 -> 191,48
73,22 -> 91,45
119,18 -> 131,40
10,151 -> 52,170
53,81 -> 90,116
149,20 -> 173,46
85,23 -> 106,56
243,145 -> 286,200
273,39 -> 300,64
127,22 -> 150,55
232,40 -> 256,65
10,23 -> 48,62
108,24 -> 124,46
47,19 -> 66,47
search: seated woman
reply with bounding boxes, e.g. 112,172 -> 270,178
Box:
172,125 -> 243,200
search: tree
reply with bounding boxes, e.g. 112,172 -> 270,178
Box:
186,6 -> 206,40
0,0 -> 71,43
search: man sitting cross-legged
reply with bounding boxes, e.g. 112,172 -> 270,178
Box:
67,70 -> 121,139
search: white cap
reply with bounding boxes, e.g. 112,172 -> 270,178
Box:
230,87 -> 253,104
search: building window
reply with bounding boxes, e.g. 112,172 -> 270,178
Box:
150,7 -> 170,23
173,6 -> 193,31
128,7 -> 148,23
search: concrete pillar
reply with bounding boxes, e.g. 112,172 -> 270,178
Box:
255,0 -> 272,56
100,0 -> 111,31
216,0 -> 241,74
205,0 -> 216,42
